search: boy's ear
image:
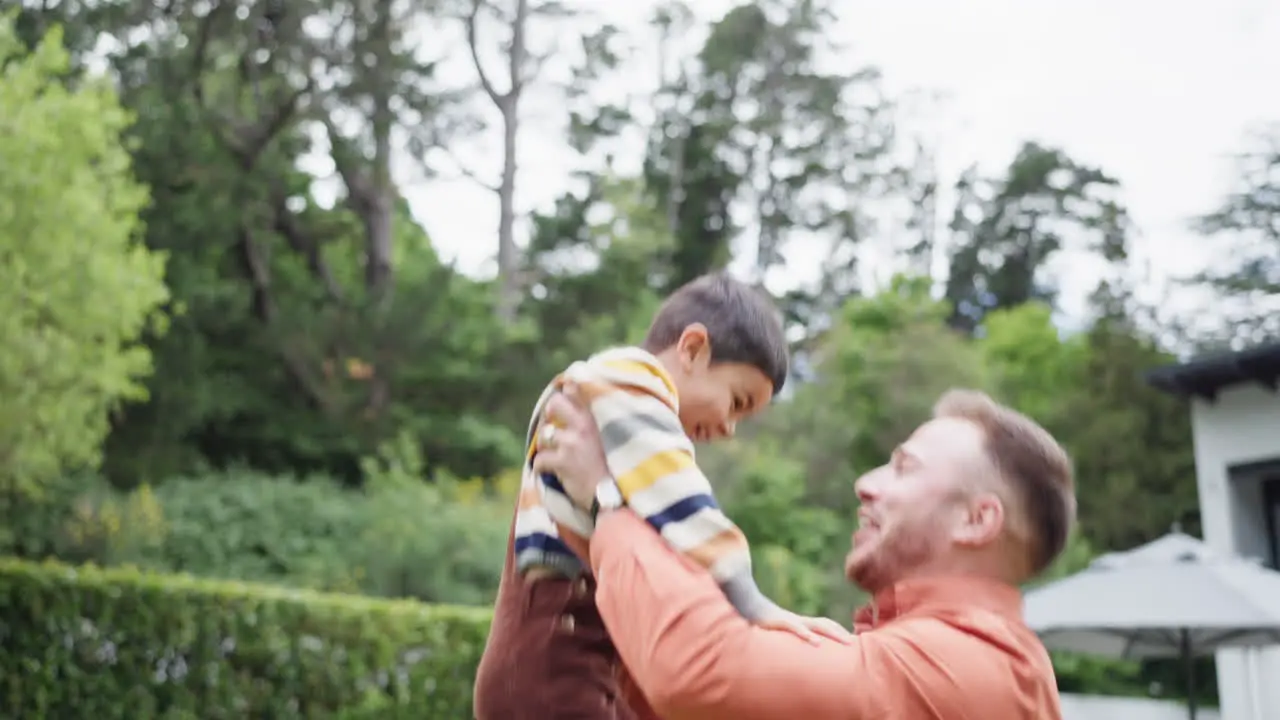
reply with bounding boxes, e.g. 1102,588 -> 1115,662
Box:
676,323 -> 711,370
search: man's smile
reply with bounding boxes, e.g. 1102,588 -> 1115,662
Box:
854,510 -> 880,546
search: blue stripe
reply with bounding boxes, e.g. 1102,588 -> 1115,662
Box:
541,472 -> 566,494
648,493 -> 719,530
514,531 -> 575,558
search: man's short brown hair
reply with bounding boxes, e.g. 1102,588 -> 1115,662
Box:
933,389 -> 1076,577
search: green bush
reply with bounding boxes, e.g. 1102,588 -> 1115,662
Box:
0,557 -> 491,719
0,471 -> 114,560
137,470 -> 366,589
705,440 -> 864,620
351,479 -> 510,605
11,466 -> 511,606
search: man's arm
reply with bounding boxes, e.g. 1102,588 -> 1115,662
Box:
589,511 -> 894,720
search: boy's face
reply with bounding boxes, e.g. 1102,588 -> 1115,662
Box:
664,324 -> 776,443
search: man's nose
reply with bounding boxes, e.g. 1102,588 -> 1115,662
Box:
854,465 -> 887,502
854,477 -> 873,504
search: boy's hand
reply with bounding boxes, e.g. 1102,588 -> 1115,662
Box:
753,608 -> 855,646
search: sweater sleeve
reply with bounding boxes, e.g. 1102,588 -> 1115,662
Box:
560,349 -> 779,621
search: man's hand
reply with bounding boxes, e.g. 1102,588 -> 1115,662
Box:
753,608 -> 855,646
531,383 -> 611,510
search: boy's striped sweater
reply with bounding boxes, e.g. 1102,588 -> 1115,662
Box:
513,346 -> 775,621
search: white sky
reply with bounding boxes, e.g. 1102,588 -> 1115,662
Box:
397,0 -> 1280,324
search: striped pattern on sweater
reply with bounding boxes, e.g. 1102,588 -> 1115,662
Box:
513,346 -> 774,620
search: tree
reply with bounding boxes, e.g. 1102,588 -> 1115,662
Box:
516,174 -> 671,379
0,18 -> 169,503
1065,280 -> 1199,551
462,0 -> 627,319
642,0 -> 738,293
979,301 -> 1084,429
643,0 -> 898,328
975,282 -> 1199,552
1189,123 -> 1280,348
464,0 -> 543,320
27,0 -> 528,484
814,277 -> 990,503
944,143 -> 1130,334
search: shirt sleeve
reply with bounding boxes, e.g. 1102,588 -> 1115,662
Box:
589,511 -> 897,720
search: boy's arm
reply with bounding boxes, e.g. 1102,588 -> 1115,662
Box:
561,352 -> 781,622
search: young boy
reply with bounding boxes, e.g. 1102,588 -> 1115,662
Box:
473,273 -> 845,719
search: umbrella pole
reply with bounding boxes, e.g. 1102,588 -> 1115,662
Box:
1181,629 -> 1197,720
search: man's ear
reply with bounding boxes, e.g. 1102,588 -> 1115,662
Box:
676,324 -> 711,371
954,492 -> 1005,548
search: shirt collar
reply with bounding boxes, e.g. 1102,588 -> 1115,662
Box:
852,575 -> 1024,632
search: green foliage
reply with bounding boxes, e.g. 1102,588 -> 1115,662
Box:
1033,530 -> 1096,587
715,442 -> 851,617
775,276 -> 990,516
945,142 -> 1129,333
53,439 -> 496,602
120,472 -> 362,590
13,463 -> 510,608
0,556 -> 490,718
722,446 -> 841,560
352,433 -> 510,605
1065,282 -> 1200,549
0,471 -> 114,560
828,277 -> 990,438
521,175 -> 670,372
1188,122 -> 1280,346
0,16 -> 169,505
979,302 -> 1084,426
1051,653 -> 1145,698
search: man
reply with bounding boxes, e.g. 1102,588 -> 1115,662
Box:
532,387 -> 1073,720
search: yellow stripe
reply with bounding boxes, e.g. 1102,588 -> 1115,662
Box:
615,449 -> 696,498
528,419 -> 556,460
574,375 -> 677,414
572,379 -> 670,411
599,358 -> 679,405
573,379 -> 625,402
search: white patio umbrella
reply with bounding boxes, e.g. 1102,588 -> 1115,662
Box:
1023,532 -> 1280,720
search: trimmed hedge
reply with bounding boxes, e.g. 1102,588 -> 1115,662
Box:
0,557 -> 491,718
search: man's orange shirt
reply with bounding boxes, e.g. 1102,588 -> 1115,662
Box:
590,511 -> 1063,720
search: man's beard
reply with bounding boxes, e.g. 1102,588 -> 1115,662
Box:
846,520 -> 942,593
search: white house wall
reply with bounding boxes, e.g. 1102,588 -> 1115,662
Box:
1190,383 -> 1280,720
1061,693 -> 1220,720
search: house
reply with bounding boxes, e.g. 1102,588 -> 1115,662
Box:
1146,341 -> 1280,720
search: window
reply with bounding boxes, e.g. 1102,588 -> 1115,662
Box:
1265,477 -> 1280,570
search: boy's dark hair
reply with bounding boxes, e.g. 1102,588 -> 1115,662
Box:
642,272 -> 789,394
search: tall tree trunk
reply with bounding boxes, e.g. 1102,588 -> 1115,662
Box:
469,0 -> 530,321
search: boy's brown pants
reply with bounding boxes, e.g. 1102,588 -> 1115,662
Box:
474,522 -> 647,720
